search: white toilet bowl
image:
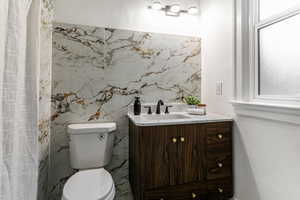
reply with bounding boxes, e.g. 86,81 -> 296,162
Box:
62,123 -> 117,200
62,168 -> 115,200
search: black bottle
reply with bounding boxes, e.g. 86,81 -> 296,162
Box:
134,97 -> 141,115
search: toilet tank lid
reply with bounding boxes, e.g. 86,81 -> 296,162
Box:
68,123 -> 117,135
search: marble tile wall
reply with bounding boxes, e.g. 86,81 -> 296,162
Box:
50,22 -> 201,200
37,0 -> 53,200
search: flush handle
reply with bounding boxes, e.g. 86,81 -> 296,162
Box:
98,134 -> 105,141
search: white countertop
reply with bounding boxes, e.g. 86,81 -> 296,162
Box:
127,112 -> 233,126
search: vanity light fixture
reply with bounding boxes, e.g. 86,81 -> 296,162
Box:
188,7 -> 199,15
151,2 -> 163,10
148,2 -> 199,17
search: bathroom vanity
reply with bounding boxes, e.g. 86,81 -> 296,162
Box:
128,112 -> 233,200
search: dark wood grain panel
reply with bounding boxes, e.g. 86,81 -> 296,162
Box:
145,191 -> 207,200
207,193 -> 228,200
129,121 -> 142,199
207,152 -> 232,180
129,120 -> 233,200
140,125 -> 178,189
206,125 -> 231,148
177,124 -> 205,185
207,179 -> 233,198
144,182 -> 208,200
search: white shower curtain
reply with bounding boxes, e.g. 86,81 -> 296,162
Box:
0,0 -> 41,199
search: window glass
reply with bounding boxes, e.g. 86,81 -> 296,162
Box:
259,14 -> 300,96
259,0 -> 300,20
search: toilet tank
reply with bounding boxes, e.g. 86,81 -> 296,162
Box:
67,123 -> 116,169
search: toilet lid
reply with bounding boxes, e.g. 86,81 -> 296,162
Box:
63,168 -> 114,200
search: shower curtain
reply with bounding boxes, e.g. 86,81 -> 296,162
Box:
0,0 -> 41,199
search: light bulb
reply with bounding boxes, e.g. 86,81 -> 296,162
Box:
188,7 -> 199,15
170,4 -> 181,13
152,2 -> 163,10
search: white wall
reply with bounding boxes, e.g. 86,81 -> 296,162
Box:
200,1 -> 300,200
200,0 -> 235,114
54,0 -> 201,36
234,116 -> 300,200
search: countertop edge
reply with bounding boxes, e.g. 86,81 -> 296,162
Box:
127,113 -> 233,127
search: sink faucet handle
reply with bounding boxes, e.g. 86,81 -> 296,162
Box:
165,105 -> 173,114
156,100 -> 165,114
144,106 -> 152,114
158,99 -> 164,105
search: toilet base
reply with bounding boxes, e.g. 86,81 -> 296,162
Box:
62,185 -> 115,200
61,168 -> 115,200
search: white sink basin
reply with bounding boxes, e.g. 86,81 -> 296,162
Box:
140,114 -> 191,121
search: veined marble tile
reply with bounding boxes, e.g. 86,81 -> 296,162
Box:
38,0 -> 54,200
50,22 -> 201,200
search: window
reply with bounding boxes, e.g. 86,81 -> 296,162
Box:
259,0 -> 300,20
252,0 -> 300,101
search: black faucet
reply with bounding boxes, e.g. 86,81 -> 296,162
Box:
156,100 -> 164,114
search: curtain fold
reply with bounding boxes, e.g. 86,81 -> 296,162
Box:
0,0 -> 40,199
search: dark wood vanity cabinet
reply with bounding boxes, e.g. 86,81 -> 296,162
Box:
129,121 -> 233,200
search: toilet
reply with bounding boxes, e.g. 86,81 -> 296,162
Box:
62,123 -> 116,200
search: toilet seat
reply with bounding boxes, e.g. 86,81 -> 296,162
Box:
62,168 -> 115,200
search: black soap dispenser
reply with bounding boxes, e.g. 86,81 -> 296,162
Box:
134,96 -> 141,115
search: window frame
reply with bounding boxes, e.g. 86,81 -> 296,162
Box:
248,0 -> 300,103
233,0 -> 300,122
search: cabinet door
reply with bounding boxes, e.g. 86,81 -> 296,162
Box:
177,125 -> 205,185
140,126 -> 179,190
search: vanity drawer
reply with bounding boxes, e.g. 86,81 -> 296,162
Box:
207,179 -> 233,198
206,124 -> 231,148
206,153 -> 232,180
144,192 -> 207,200
144,184 -> 207,200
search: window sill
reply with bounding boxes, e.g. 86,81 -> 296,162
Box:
231,101 -> 300,125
